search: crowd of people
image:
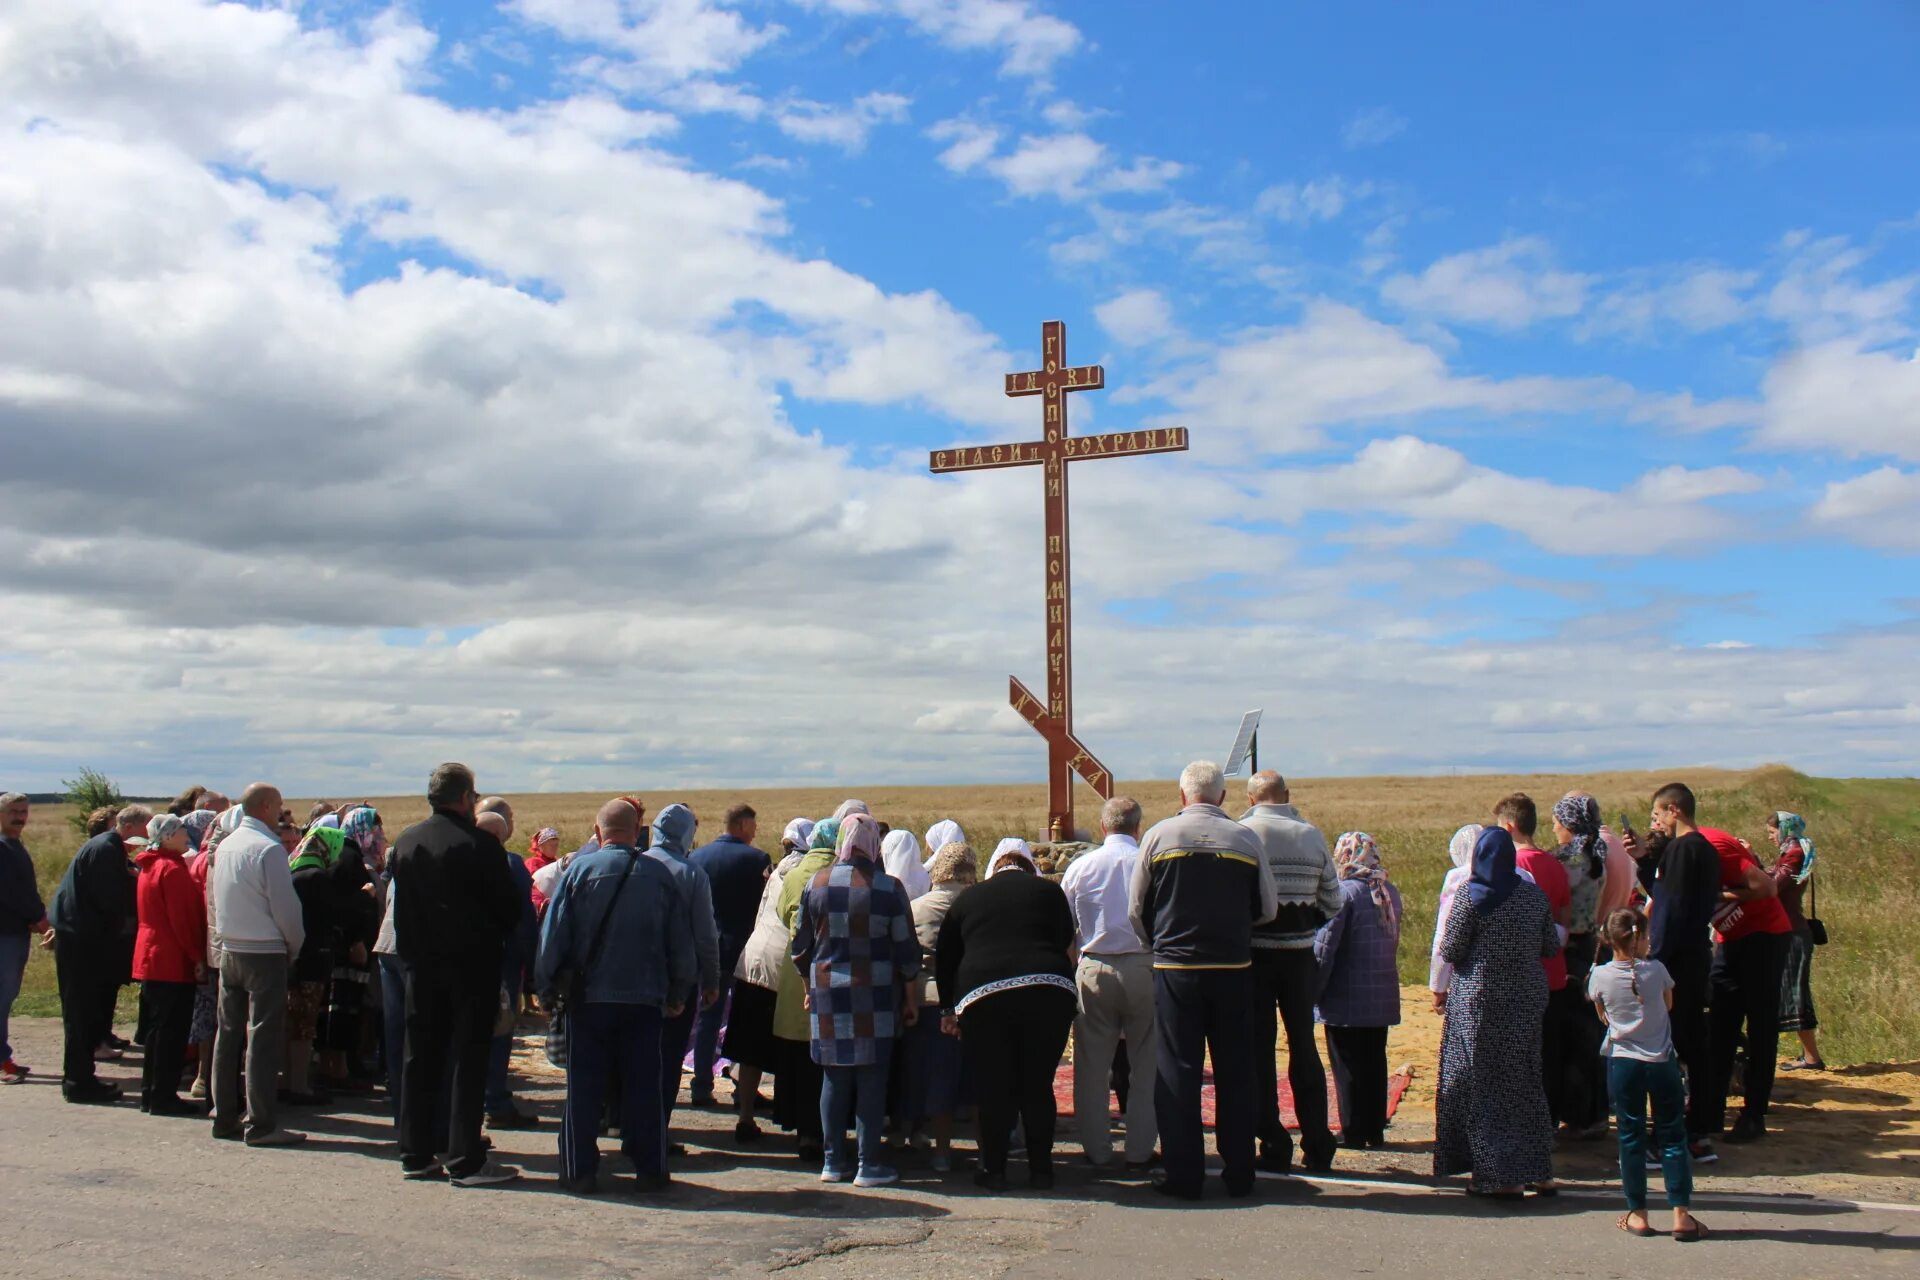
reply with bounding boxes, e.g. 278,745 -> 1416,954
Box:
0,765 -> 1825,1232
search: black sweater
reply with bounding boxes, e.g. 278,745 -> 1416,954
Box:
933,871 -> 1076,1011
391,810 -> 522,971
1636,830 -> 1721,973
0,835 -> 45,934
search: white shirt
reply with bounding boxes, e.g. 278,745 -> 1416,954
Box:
210,816 -> 305,957
1061,833 -> 1145,956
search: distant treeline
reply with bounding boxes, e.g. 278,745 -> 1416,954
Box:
15,794 -> 168,806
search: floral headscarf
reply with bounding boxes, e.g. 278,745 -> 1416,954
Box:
1333,831 -> 1398,932
181,809 -> 217,853
1448,823 -> 1484,870
1552,793 -> 1605,880
530,826 -> 560,855
342,806 -> 386,872
782,818 -> 816,852
145,814 -> 186,850
836,813 -> 881,865
808,818 -> 842,853
1774,811 -> 1816,882
290,825 -> 348,874
988,837 -> 1037,878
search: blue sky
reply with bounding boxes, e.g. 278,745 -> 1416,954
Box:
1,1 -> 1916,795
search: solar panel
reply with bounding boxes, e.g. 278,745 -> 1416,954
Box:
1224,709 -> 1262,776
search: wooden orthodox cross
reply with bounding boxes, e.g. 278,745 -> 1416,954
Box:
930,321 -> 1189,840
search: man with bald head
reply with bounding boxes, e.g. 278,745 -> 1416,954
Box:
536,798 -> 694,1194
390,764 -> 525,1186
49,803 -> 151,1104
208,784 -> 307,1142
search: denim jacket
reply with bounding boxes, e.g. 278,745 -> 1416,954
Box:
534,843 -> 693,1009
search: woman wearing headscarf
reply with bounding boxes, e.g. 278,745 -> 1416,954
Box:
524,827 -> 562,915
1549,794 -> 1610,1138
133,815 -> 206,1115
790,813 -> 921,1186
934,836 -> 1077,1191
1313,832 -> 1403,1149
770,818 -> 841,1161
185,807 -> 243,1101
1768,812 -> 1824,1071
320,807 -> 382,1091
881,829 -> 932,901
905,841 -> 977,1172
923,820 -> 965,870
1433,828 -> 1562,1198
832,800 -> 870,821
722,818 -> 815,1143
284,825 -> 353,1104
1427,824 -> 1483,1001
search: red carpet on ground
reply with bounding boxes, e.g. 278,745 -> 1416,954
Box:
1051,1063 -> 1411,1132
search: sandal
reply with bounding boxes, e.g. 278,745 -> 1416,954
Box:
1528,1181 -> 1561,1197
1674,1216 -> 1709,1243
1617,1212 -> 1655,1238
1779,1057 -> 1826,1072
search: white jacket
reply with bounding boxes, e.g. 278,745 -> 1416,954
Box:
210,817 -> 305,957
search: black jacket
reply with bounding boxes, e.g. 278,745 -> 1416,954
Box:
49,832 -> 137,944
0,835 -> 45,934
934,871 -> 1076,1011
390,810 -> 522,971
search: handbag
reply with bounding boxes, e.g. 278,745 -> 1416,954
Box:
1806,877 -> 1828,946
547,848 -> 639,1018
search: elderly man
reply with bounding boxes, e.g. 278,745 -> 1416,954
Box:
476,798 -> 539,1131
1241,769 -> 1342,1174
1061,795 -> 1158,1170
48,803 -> 149,1103
1129,762 -> 1278,1200
537,798 -> 694,1195
391,764 -> 524,1186
644,804 -> 720,1141
209,785 -> 306,1143
1,793 -> 47,1085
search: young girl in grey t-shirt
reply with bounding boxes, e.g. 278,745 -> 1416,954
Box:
1586,908 -> 1705,1242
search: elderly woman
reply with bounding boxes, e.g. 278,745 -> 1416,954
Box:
791,814 -> 920,1187
934,838 -> 1077,1191
1549,794 -> 1611,1137
1769,812 -> 1824,1072
133,815 -> 206,1115
1314,832 -> 1402,1150
881,829 -> 932,900
1434,827 -> 1562,1199
185,807 -> 243,1102
905,841 -> 977,1171
722,818 -> 814,1143
771,818 -> 841,1162
321,807 -> 383,1090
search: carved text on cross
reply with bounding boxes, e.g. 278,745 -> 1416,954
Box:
927,320 -> 1190,838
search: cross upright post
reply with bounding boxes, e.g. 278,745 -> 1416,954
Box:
930,320 -> 1190,840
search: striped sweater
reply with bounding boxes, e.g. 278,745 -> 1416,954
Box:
1240,804 -> 1342,951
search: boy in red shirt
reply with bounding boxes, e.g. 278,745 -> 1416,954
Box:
1494,794 -> 1572,1131
1697,827 -> 1791,1144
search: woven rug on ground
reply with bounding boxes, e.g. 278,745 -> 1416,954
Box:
1051,1062 -> 1412,1132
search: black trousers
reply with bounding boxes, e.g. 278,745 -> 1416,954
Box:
1706,931 -> 1791,1130
659,997 -> 697,1134
55,937 -> 116,1089
1540,983 -> 1574,1126
140,980 -> 197,1107
399,961 -> 496,1176
960,985 -> 1074,1177
1154,967 -> 1257,1196
1667,951 -> 1714,1138
1325,1025 -> 1390,1146
1249,949 -> 1334,1168
1559,938 -> 1608,1129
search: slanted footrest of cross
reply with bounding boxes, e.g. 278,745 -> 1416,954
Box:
1009,676 -> 1113,799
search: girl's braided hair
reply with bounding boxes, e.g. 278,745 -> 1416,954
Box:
1603,906 -> 1649,997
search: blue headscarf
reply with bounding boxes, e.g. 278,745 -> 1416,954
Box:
181,809 -> 217,853
1467,826 -> 1520,912
807,817 -> 842,853
651,803 -> 697,857
1774,812 -> 1816,882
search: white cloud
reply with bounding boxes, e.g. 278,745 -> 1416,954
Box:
512,0 -> 781,82
1759,342 -> 1920,461
806,0 -> 1082,78
1382,237 -> 1593,329
1342,106 -> 1405,148
926,123 -> 1181,202
1094,289 -> 1174,346
1586,266 -> 1757,338
1765,232 -> 1917,344
1809,467 -> 1920,549
775,90 -> 911,151
1256,177 -> 1368,225
927,118 -> 1001,172
1628,465 -> 1765,505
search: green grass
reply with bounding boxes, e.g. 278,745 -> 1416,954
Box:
13,767 -> 1914,1065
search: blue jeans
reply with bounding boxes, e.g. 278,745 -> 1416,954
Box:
563,1002 -> 665,1180
0,930 -> 30,1063
820,1039 -> 894,1173
1610,1054 -> 1692,1212
378,954 -> 407,1113
690,970 -> 738,1099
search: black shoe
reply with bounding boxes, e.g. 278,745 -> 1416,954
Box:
688,1093 -> 719,1109
735,1118 -> 763,1144
667,1141 -> 689,1157
973,1170 -> 1009,1193
1029,1169 -> 1055,1191
1123,1156 -> 1160,1175
1723,1115 -> 1766,1145
1255,1150 -> 1293,1175
1152,1178 -> 1203,1202
64,1081 -> 123,1105
485,1109 -> 537,1131
148,1095 -> 197,1117
631,1173 -> 672,1196
211,1126 -> 243,1141
105,1034 -> 132,1051
556,1173 -> 600,1195
1224,1180 -> 1256,1199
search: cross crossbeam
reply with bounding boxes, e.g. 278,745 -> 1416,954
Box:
928,320 -> 1190,840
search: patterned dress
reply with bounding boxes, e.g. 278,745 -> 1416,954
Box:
790,859 -> 919,1068
1433,879 -> 1562,1188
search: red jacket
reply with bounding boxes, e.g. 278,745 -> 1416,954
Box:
134,848 -> 207,983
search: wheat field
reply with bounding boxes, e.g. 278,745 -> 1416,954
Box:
14,764 -> 1916,1065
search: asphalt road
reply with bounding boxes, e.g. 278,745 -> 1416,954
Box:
3,1018 -> 1914,1280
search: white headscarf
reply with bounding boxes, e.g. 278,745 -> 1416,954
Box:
881,830 -> 932,898
832,799 -> 870,821
923,819 -> 964,868
782,817 -> 816,851
988,837 -> 1037,878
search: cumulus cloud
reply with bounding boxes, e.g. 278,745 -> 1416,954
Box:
1759,342 -> 1920,461
775,90 -> 911,150
1095,289 -> 1175,346
1382,237 -> 1593,329
1809,467 -> 1920,549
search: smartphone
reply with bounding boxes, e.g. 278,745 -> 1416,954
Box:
1617,812 -> 1636,840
